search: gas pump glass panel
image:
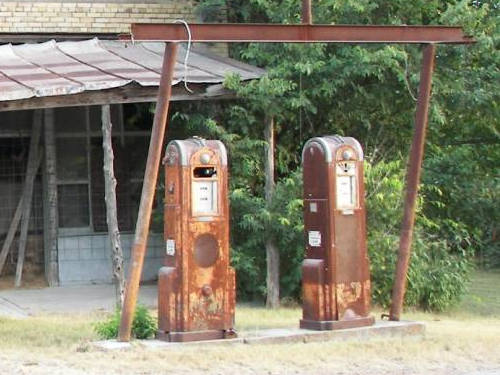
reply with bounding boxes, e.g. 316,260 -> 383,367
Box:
192,167 -> 218,215
336,161 -> 357,210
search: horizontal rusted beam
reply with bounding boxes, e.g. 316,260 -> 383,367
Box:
127,23 -> 474,44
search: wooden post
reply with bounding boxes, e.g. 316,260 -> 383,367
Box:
0,111 -> 40,274
264,116 -> 280,308
15,110 -> 43,286
102,104 -> 125,307
0,190 -> 25,275
43,108 -> 59,286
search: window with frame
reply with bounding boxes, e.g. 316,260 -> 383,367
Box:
55,105 -> 150,232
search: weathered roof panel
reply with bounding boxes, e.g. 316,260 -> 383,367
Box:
15,40 -> 128,92
0,38 -> 264,102
0,43 -> 78,98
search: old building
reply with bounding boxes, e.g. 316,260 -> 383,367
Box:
0,1 -> 262,287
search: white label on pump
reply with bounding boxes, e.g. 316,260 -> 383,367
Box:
192,181 -> 218,214
308,231 -> 321,247
166,239 -> 175,256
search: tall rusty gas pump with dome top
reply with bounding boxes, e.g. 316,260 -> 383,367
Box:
300,135 -> 374,330
157,137 -> 235,342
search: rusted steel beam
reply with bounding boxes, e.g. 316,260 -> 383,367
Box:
128,23 -> 473,44
118,42 -> 179,342
302,0 -> 312,25
389,44 -> 436,321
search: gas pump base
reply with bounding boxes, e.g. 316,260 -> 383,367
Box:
157,329 -> 237,343
300,316 -> 375,331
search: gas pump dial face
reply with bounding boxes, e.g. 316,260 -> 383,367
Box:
336,161 -> 355,174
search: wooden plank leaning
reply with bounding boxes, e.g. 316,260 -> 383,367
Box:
0,110 -> 43,277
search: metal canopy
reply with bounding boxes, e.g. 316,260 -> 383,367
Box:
128,23 -> 474,44
119,0 -> 475,342
0,38 -> 265,108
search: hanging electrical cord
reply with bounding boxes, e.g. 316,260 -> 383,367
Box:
174,19 -> 194,94
403,47 -> 417,102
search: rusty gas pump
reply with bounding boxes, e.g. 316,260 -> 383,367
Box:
158,137 -> 236,342
300,135 -> 374,330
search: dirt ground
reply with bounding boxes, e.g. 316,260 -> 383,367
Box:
1,271 -> 499,375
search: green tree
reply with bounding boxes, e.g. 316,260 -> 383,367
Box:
167,0 -> 499,309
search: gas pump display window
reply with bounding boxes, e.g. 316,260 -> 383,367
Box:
336,161 -> 357,210
192,167 -> 218,215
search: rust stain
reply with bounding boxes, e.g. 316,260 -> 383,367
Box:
336,281 -> 362,310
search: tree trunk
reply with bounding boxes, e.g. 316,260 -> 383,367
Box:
43,108 -> 59,286
264,116 -> 280,308
102,104 -> 125,308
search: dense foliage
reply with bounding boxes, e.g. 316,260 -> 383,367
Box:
160,0 -> 499,311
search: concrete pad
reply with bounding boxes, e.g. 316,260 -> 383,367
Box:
0,284 -> 157,316
96,321 -> 424,351
93,340 -> 133,351
242,320 -> 424,345
139,336 -> 245,349
0,297 -> 29,319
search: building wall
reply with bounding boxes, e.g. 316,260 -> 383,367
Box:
58,233 -> 163,284
0,1 -> 197,34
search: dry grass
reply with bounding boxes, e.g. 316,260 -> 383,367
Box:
0,271 -> 499,374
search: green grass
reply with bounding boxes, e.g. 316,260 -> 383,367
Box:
0,271 -> 499,374
0,313 -> 98,350
0,269 -> 498,351
454,269 -> 500,317
235,302 -> 301,331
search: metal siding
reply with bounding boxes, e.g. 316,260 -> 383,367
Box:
0,38 -> 264,102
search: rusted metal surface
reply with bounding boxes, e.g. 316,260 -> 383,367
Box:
390,44 -> 436,321
301,136 -> 374,330
0,38 -> 265,102
129,23 -> 473,44
118,42 -> 179,342
158,138 -> 235,342
302,0 -> 312,24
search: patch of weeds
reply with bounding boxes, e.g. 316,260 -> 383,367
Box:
94,305 -> 156,340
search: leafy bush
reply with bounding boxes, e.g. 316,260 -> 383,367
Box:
365,158 -> 473,311
93,309 -> 120,340
229,156 -> 474,311
94,305 -> 156,340
132,305 -> 157,339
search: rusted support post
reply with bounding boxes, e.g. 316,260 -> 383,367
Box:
118,42 -> 179,342
389,44 -> 436,321
302,0 -> 312,24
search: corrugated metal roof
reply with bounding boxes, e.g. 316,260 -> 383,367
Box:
0,38 -> 265,102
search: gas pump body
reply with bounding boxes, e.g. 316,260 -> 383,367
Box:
158,138 -> 235,342
300,136 -> 374,330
